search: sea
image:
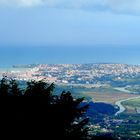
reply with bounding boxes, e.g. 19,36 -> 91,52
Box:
0,46 -> 140,67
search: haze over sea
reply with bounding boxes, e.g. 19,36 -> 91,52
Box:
1,1 -> 140,68
0,46 -> 140,67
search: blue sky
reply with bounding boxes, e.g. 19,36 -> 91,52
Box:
0,0 -> 140,64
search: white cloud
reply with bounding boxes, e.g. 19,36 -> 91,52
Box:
0,0 -> 140,15
0,0 -> 43,7
102,0 -> 140,14
20,0 -> 43,7
44,0 -> 140,12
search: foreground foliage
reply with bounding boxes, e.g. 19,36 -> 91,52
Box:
0,77 -> 89,140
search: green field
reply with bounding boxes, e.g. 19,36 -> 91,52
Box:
55,85 -> 139,104
122,98 -> 140,114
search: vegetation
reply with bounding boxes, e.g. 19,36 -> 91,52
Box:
0,76 -> 90,140
122,98 -> 140,114
0,76 -> 123,140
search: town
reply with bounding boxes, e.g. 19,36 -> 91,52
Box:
1,63 -> 140,139
1,63 -> 140,86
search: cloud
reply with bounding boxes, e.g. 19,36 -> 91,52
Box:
0,0 -> 44,7
102,0 -> 140,14
0,0 -> 140,15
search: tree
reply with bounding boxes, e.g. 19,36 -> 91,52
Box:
0,77 -> 89,140
51,91 -> 89,140
0,76 -> 10,96
10,79 -> 22,96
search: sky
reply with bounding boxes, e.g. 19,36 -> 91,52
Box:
0,0 -> 140,65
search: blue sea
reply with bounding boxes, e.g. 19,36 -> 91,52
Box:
0,46 -> 140,67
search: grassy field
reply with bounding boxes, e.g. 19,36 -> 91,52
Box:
122,98 -> 140,114
76,87 -> 138,104
81,91 -> 138,104
55,85 -> 139,105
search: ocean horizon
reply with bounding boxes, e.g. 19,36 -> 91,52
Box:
0,46 -> 140,66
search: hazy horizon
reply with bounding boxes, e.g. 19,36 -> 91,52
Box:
1,1 -> 140,66
0,46 -> 140,66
